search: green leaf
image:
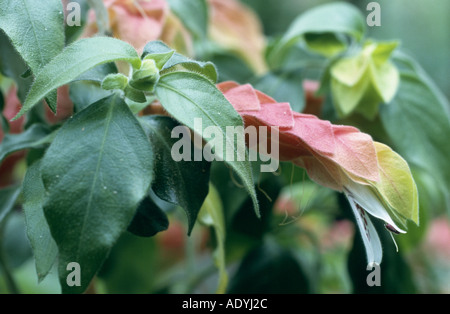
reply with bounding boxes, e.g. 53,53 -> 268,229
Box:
267,2 -> 366,68
127,195 -> 169,238
142,41 -> 218,83
0,31 -> 34,103
252,70 -> 305,112
41,94 -> 154,294
209,52 -> 255,84
167,0 -> 208,39
198,183 -> 227,294
69,81 -> 113,113
16,37 -> 141,119
0,0 -> 65,111
22,160 -> 58,283
380,58 -> 450,211
74,63 -> 118,83
285,2 -> 366,40
0,124 -> 50,162
155,72 -> 259,217
0,0 -> 65,74
304,33 -> 347,58
0,185 -> 21,224
139,115 -> 210,234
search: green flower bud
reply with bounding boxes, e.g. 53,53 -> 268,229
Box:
101,73 -> 129,91
129,59 -> 160,92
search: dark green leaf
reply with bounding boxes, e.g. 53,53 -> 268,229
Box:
22,160 -> 58,282
41,94 -> 154,294
0,124 -> 50,163
69,81 -> 113,113
127,196 -> 169,238
140,115 -> 210,234
155,72 -> 259,218
16,37 -> 141,119
210,52 -> 255,84
380,57 -> 450,211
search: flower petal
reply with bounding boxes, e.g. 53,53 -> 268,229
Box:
346,191 -> 383,265
344,178 -> 406,234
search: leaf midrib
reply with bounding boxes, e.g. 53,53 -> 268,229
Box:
25,52 -> 137,110
22,0 -> 45,70
75,98 -> 115,259
157,80 -> 247,164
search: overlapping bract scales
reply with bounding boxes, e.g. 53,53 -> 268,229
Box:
217,81 -> 379,192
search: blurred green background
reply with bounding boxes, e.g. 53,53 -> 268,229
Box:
243,0 -> 450,98
1,0 -> 449,295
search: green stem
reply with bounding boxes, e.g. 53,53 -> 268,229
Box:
0,218 -> 20,294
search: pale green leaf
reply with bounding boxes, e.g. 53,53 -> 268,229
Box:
16,37 -> 141,119
371,142 -> 419,225
22,160 -> 58,282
